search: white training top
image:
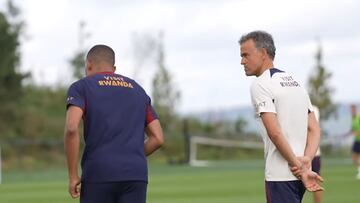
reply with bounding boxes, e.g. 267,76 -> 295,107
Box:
250,68 -> 313,181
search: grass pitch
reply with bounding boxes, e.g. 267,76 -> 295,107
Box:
0,158 -> 359,203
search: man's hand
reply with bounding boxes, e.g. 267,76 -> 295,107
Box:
290,156 -> 324,192
291,156 -> 311,178
69,176 -> 81,198
300,169 -> 324,192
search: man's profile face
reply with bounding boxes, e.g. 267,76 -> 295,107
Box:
240,39 -> 263,76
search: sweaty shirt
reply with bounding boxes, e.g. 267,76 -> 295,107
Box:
66,72 -> 158,183
250,68 -> 313,181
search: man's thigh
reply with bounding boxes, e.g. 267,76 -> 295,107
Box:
312,156 -> 321,174
117,181 -> 147,203
80,182 -> 116,203
80,181 -> 147,203
265,180 -> 306,203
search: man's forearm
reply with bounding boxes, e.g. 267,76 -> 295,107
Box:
145,137 -> 162,156
304,131 -> 320,160
64,131 -> 80,179
304,112 -> 321,160
144,120 -> 164,156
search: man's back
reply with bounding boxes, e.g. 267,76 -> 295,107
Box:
251,68 -> 312,181
67,72 -> 157,183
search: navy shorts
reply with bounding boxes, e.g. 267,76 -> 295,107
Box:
80,181 -> 147,203
312,156 -> 321,175
265,180 -> 306,203
352,141 -> 360,153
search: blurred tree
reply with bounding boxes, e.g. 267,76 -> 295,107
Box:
151,32 -> 183,163
70,51 -> 86,80
21,85 -> 67,139
0,0 -> 28,138
307,41 -> 337,122
69,21 -> 90,80
130,31 -> 182,163
130,31 -> 181,132
130,32 -> 157,82
151,32 -> 181,132
235,117 -> 248,135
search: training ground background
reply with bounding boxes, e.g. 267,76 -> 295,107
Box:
0,158 -> 359,203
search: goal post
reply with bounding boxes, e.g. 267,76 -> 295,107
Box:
189,136 -> 263,167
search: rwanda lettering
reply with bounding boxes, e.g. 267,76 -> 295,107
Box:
279,76 -> 299,87
98,76 -> 134,88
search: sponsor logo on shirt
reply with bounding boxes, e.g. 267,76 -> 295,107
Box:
279,76 -> 299,87
254,101 -> 266,112
98,76 -> 134,88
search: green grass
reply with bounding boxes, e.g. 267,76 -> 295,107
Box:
1,158 -> 359,203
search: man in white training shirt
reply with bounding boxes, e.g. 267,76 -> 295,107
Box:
239,30 -> 324,203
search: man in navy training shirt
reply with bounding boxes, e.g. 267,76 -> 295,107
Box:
64,44 -> 164,203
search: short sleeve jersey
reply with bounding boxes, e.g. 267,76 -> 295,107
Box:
66,72 -> 158,183
352,114 -> 360,141
250,68 -> 313,181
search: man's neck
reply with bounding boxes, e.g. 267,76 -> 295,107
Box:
96,66 -> 115,73
256,61 -> 274,77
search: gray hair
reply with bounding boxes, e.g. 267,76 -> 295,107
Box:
239,30 -> 276,60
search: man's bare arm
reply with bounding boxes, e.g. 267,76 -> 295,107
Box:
304,112 -> 321,160
64,106 -> 83,198
145,119 -> 164,156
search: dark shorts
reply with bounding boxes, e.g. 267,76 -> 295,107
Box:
312,156 -> 321,175
265,180 -> 306,203
80,181 -> 147,203
352,141 -> 360,153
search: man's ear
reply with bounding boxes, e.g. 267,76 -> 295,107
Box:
85,59 -> 93,75
261,48 -> 268,59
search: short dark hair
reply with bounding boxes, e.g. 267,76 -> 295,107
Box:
86,44 -> 115,66
239,31 -> 276,60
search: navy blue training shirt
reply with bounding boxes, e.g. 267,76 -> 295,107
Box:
66,72 -> 158,183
